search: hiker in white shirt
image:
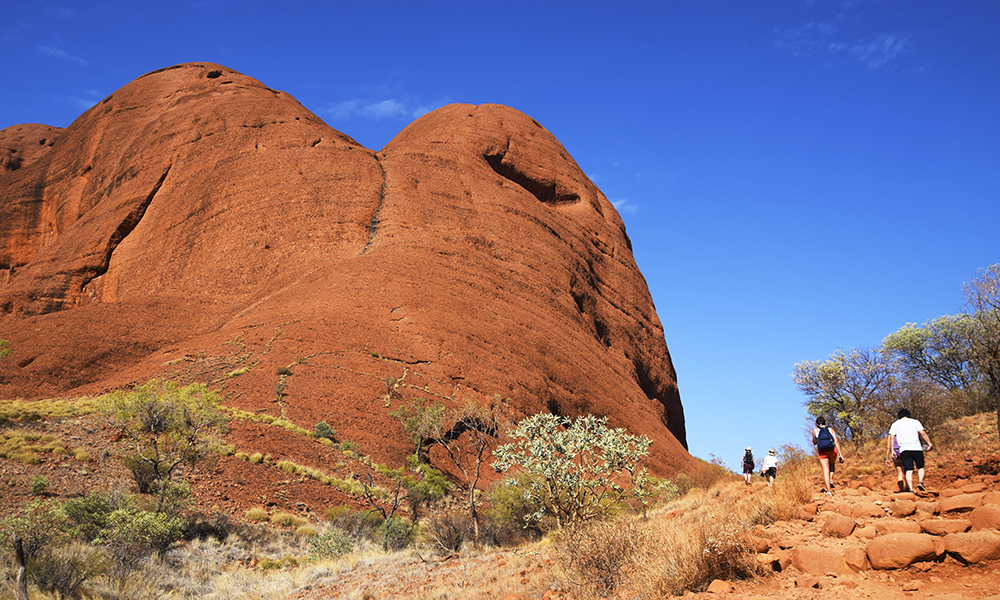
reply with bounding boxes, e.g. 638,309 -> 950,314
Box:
761,448 -> 778,487
887,408 -> 933,493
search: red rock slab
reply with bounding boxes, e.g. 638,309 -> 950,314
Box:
944,531 -> 1000,564
865,533 -> 945,570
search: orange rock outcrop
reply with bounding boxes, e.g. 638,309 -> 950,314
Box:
0,63 -> 691,475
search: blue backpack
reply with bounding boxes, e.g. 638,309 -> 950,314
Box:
817,426 -> 835,450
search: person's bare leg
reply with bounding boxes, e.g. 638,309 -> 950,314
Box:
917,467 -> 926,489
905,470 -> 914,492
819,457 -> 831,491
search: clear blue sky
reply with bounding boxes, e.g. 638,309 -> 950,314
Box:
3,1 -> 999,471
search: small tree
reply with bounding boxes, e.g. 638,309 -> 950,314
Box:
492,413 -> 651,528
964,264 -> 1000,437
436,399 -> 503,540
99,380 -> 227,512
792,347 -> 895,443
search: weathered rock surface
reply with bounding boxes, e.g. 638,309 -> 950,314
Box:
0,63 -> 691,474
944,531 -> 1000,564
791,545 -> 851,576
865,533 -> 944,569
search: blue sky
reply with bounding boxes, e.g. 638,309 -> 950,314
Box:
3,1 -> 999,471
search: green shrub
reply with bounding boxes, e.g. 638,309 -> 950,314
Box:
30,475 -> 51,496
63,491 -> 139,542
492,413 -> 651,528
314,420 -> 336,441
73,448 -> 92,462
249,452 -> 264,464
100,506 -> 184,585
295,525 -> 318,537
309,527 -> 354,557
378,516 -> 415,551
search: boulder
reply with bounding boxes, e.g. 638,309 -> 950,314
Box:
920,519 -> 972,536
875,520 -> 922,535
984,491 -> 1000,506
915,501 -> 940,515
941,493 -> 984,514
865,533 -> 945,570
821,514 -> 856,538
969,505 -> 1000,531
791,545 -> 850,576
960,482 -> 987,494
843,546 -> 870,572
706,579 -> 733,594
889,499 -> 916,517
852,502 -> 886,519
944,531 -> 1000,564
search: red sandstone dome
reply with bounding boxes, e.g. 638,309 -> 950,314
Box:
0,63 -> 692,475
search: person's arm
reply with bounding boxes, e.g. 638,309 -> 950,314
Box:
886,434 -> 896,458
919,429 -> 933,451
812,428 -> 818,445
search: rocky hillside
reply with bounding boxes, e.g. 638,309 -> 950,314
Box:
0,62 -> 691,476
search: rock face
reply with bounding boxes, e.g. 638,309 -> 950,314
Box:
0,63 -> 691,475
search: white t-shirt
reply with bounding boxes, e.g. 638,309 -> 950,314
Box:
761,454 -> 778,470
889,417 -> 924,452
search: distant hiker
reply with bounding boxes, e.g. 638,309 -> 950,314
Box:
742,447 -> 755,486
887,408 -> 933,493
761,448 -> 778,487
812,416 -> 844,496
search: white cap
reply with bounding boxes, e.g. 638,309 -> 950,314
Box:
746,446 -> 751,451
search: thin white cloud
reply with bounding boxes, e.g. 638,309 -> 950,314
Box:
832,33 -> 913,71
321,96 -> 448,122
37,45 -> 87,65
611,199 -> 638,215
776,25 -> 914,71
362,99 -> 408,119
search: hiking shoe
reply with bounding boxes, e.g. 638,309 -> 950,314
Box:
918,482 -> 926,492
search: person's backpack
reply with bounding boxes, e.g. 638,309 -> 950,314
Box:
743,452 -> 754,469
816,426 -> 835,450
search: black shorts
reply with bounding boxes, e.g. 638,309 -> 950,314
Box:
899,450 -> 925,472
743,464 -> 754,475
765,467 -> 776,478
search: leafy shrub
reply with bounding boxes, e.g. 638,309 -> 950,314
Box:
249,452 -> 264,464
377,516 -> 414,551
31,475 -> 50,496
308,527 -> 354,558
63,490 -> 138,542
99,506 -> 184,586
98,380 -> 227,509
492,413 -> 652,528
486,474 -> 548,534
314,420 -> 336,441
